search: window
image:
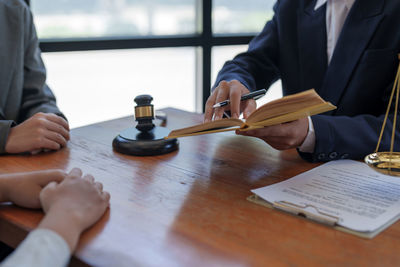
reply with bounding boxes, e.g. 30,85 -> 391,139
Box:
31,0 -> 197,38
213,0 -> 274,34
31,0 -> 281,127
43,48 -> 195,128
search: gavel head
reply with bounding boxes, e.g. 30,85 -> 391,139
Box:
134,95 -> 155,132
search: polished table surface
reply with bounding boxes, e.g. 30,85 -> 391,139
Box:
1,108 -> 400,266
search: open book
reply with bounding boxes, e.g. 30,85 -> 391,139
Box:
249,160 -> 400,239
166,89 -> 336,139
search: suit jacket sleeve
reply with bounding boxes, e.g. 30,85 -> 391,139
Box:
213,2 -> 281,91
18,5 -> 65,122
0,120 -> 15,153
299,79 -> 400,162
298,114 -> 392,162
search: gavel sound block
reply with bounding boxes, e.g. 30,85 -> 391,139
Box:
112,95 -> 179,156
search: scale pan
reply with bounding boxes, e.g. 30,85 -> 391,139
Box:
365,152 -> 400,176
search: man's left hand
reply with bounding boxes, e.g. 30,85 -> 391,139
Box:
236,117 -> 309,150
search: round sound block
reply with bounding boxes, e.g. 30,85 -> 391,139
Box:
112,127 -> 179,156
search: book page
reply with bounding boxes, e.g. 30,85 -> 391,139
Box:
241,102 -> 335,130
252,160 -> 400,233
245,89 -> 326,124
167,89 -> 336,139
167,118 -> 243,137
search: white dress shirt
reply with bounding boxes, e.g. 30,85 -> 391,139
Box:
0,229 -> 70,267
299,0 -> 356,153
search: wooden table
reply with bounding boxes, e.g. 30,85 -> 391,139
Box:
1,108 -> 400,267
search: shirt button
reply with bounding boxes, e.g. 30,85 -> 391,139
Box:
329,152 -> 338,159
340,153 -> 349,159
317,153 -> 326,160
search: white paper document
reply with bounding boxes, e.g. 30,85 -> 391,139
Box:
251,160 -> 400,235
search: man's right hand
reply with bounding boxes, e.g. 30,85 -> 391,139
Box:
204,80 -> 257,122
5,112 -> 70,154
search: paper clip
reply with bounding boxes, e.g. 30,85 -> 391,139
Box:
273,201 -> 340,226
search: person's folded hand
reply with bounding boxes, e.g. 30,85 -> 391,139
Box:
5,112 -> 70,154
0,169 -> 66,208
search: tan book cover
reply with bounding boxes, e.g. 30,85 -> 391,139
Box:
166,89 -> 336,139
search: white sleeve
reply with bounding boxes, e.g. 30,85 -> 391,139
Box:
298,116 -> 316,153
0,229 -> 70,267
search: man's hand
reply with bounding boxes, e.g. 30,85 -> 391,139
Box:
204,80 -> 257,122
39,168 -> 110,251
0,170 -> 66,208
5,112 -> 70,154
237,117 -> 309,150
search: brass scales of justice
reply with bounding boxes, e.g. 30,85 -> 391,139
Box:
365,54 -> 400,176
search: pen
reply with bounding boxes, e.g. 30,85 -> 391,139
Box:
212,89 -> 267,108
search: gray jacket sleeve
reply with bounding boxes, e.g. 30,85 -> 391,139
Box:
18,5 -> 65,122
0,120 -> 15,153
0,2 -> 65,154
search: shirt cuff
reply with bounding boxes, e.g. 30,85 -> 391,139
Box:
298,116 -> 316,153
0,229 -> 70,267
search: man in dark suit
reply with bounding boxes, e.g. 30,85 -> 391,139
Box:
205,0 -> 400,162
0,0 -> 69,154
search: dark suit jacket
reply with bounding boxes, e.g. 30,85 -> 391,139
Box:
214,0 -> 400,162
0,0 -> 63,153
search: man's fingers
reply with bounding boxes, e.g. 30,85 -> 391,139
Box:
30,134 -> 64,152
45,120 -> 70,141
214,83 -> 230,120
204,91 -> 218,123
214,106 -> 228,120
44,131 -> 68,148
239,124 -> 291,137
36,137 -> 61,151
236,118 -> 309,150
229,86 -> 245,119
204,80 -> 252,121
44,113 -> 70,132
237,127 -> 270,137
242,99 -> 257,119
205,81 -> 229,122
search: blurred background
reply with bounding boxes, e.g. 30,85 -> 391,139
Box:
31,0 -> 282,128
